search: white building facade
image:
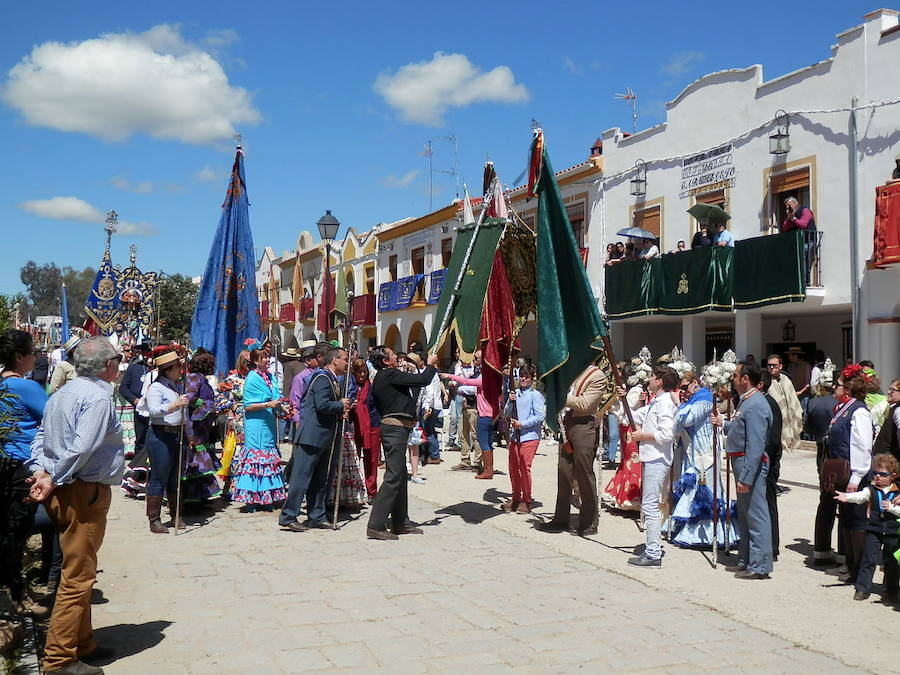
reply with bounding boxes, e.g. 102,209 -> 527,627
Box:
589,8 -> 900,376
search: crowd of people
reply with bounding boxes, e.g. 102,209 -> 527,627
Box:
1,324 -> 899,672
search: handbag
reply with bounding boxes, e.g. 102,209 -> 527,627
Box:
216,430 -> 237,479
819,457 -> 850,494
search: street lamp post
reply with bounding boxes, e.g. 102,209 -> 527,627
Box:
316,210 -> 340,338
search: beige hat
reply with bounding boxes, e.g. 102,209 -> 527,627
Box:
283,347 -> 300,357
63,335 -> 82,352
786,346 -> 805,355
406,352 -> 424,368
299,339 -> 316,349
154,351 -> 182,370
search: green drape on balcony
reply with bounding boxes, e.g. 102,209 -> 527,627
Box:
732,230 -> 806,309
658,246 -> 733,315
604,258 -> 661,319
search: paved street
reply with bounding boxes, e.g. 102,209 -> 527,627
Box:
88,441 -> 892,674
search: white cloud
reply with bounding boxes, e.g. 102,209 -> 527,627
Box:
18,196 -> 157,235
381,169 -> 420,188
194,164 -> 222,183
374,52 -> 529,126
110,176 -> 153,194
1,24 -> 260,145
562,57 -> 581,75
660,51 -> 706,78
202,28 -> 240,49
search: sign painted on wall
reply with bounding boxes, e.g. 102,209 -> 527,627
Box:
679,143 -> 736,198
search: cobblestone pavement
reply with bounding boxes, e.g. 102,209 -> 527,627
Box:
89,441 -> 890,673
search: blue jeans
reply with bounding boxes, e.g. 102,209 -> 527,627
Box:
605,414 -> 619,463
641,458 -> 670,561
448,396 -> 461,445
476,416 -> 493,453
146,426 -> 183,497
422,412 -> 440,459
279,443 -> 330,526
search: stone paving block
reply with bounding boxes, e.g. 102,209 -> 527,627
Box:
272,648 -> 334,672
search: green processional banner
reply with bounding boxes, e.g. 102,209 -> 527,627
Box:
658,246 -> 733,314
604,258 -> 661,319
732,230 -> 806,309
427,218 -> 506,357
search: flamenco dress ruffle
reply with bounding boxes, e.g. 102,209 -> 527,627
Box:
331,427 -> 367,508
230,446 -> 287,505
666,462 -> 739,549
602,424 -> 642,511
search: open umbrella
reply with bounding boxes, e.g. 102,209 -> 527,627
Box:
616,226 -> 657,240
687,203 -> 731,224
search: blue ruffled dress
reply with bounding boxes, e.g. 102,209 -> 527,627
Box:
231,370 -> 286,505
666,388 -> 739,548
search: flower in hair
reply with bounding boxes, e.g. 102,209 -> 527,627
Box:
841,363 -> 863,380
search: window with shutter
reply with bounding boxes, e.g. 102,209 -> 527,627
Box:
771,167 -> 811,228
633,206 -> 661,238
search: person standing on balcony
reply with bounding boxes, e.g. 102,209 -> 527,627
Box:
712,222 -> 734,248
765,355 -> 803,453
781,197 -> 817,285
691,226 -> 712,249
638,238 -> 659,259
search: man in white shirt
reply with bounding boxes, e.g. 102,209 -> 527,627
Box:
639,238 -> 659,260
422,368 -> 444,464
627,365 -> 678,568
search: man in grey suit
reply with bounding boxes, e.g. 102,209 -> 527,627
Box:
714,361 -> 774,579
278,347 -> 352,531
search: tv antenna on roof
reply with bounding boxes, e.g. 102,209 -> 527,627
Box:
614,87 -> 638,134
423,135 -> 460,213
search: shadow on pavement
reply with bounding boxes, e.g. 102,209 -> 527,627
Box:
90,620 -> 172,665
434,501 -> 502,525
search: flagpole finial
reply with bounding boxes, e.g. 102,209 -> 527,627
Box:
104,210 -> 118,250
234,132 -> 242,150
129,244 -> 137,265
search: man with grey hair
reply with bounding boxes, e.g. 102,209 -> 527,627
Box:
28,336 -> 125,675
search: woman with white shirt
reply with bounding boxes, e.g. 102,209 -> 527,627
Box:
144,350 -> 190,534
820,364 -> 875,583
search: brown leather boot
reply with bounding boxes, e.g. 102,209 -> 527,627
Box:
167,493 -> 186,529
147,495 -> 168,534
474,450 -> 494,479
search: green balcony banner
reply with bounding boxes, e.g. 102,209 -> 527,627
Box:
604,258 -> 661,319
732,230 -> 806,309
659,246 -> 733,315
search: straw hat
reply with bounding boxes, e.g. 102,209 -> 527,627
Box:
283,347 -> 300,358
63,335 -> 82,352
299,339 -> 316,349
154,351 -> 182,370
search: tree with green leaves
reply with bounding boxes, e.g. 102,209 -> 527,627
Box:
19,261 -> 96,326
156,274 -> 199,344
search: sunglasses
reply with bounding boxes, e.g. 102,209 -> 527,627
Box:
679,385 -> 690,391
872,471 -> 893,478
888,387 -> 900,394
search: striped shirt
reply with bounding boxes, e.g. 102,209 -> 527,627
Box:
29,376 -> 124,486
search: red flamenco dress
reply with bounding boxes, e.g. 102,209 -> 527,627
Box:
603,424 -> 642,511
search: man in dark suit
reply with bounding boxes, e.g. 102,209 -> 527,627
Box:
760,371 -> 784,560
119,342 -> 152,457
32,349 -> 50,388
278,347 -> 352,531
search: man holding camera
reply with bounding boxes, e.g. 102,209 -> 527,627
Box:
781,197 -> 817,284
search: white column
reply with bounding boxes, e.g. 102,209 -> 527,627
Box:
735,311 -> 762,361
681,316 -> 706,365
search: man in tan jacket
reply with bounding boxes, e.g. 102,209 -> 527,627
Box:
539,355 -> 616,536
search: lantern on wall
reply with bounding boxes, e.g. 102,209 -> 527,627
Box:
769,110 -> 791,155
630,159 -> 647,197
782,319 -> 795,342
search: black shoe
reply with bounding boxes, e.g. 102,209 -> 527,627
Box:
393,521 -> 424,535
734,569 -> 769,580
853,590 -> 870,601
627,555 -> 661,568
367,528 -> 399,541
280,521 -> 309,532
536,520 -> 568,533
305,520 -> 333,530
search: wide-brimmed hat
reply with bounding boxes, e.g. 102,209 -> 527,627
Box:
786,346 -> 805,355
283,347 -> 300,358
299,339 -> 316,349
154,351 -> 182,370
63,335 -> 82,352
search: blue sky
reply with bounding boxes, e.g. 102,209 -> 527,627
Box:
0,1 -> 880,294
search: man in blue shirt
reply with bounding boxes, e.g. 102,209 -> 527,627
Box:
712,223 -> 735,247
29,336 -> 124,675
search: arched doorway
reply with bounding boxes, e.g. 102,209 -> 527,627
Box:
407,321 -> 427,354
384,324 -> 402,352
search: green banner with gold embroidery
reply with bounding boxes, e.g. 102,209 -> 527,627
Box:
659,246 -> 733,315
732,230 -> 806,309
604,258 -> 661,319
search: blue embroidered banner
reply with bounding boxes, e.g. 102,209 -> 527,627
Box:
84,248 -> 121,333
396,274 -> 423,309
427,269 -> 445,305
378,282 -> 393,312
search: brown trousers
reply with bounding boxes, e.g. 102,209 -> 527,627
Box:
43,481 -> 111,671
554,419 -> 600,531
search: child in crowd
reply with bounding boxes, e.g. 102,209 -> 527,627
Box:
835,453 -> 900,601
